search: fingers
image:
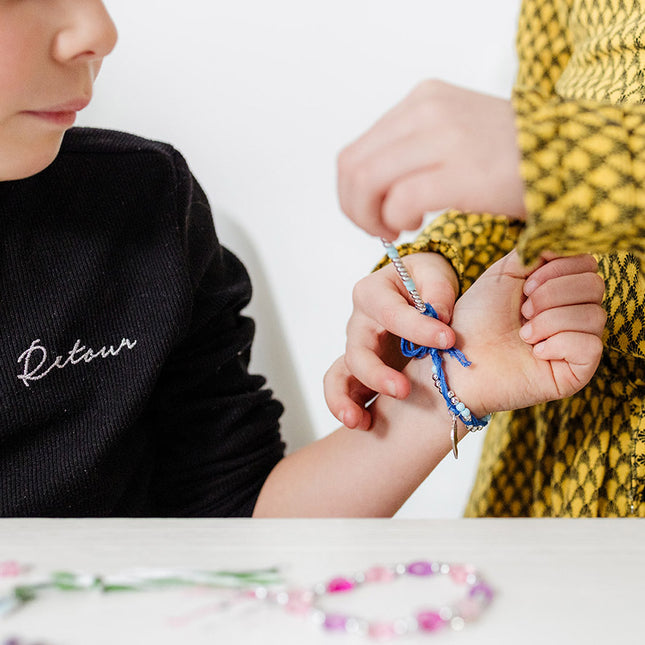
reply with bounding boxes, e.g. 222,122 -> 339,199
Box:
380,166 -> 454,235
351,271 -> 455,347
337,82 -> 450,239
519,304 -> 607,344
516,254 -> 606,399
337,80 -> 525,238
344,338 -> 412,401
521,270 -> 605,319
343,263 -> 456,400
323,356 -> 378,431
326,253 -> 459,430
524,254 -> 600,296
532,331 -> 604,396
342,136 -> 454,238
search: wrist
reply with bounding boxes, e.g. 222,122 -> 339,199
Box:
403,355 -> 487,457
441,352 -> 489,422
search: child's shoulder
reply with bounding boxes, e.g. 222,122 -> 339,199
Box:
60,127 -> 187,169
56,128 -> 194,195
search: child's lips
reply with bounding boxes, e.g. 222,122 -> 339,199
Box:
24,110 -> 78,127
23,98 -> 90,127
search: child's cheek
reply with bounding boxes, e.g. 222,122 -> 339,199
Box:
0,38 -> 30,94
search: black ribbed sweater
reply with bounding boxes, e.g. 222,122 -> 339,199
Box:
0,128 -> 285,516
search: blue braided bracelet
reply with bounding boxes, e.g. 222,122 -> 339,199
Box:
400,303 -> 492,428
380,240 -> 491,458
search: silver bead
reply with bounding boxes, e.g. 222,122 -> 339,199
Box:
310,610 -> 326,625
451,616 -> 466,631
393,618 -> 411,635
346,618 -> 369,635
313,583 -> 327,596
406,617 -> 419,632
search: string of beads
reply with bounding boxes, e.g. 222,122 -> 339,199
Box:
251,559 -> 494,640
0,559 -> 493,641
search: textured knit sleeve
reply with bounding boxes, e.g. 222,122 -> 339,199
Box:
146,157 -> 285,517
513,0 -> 645,264
376,211 -> 522,293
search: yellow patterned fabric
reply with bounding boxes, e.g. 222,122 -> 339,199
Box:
403,0 -> 645,516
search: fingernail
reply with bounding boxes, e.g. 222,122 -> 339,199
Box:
524,278 -> 538,296
519,322 -> 532,341
437,331 -> 450,349
534,341 -> 545,355
386,380 -> 398,398
522,300 -> 534,319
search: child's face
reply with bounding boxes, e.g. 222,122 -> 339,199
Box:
0,0 -> 117,181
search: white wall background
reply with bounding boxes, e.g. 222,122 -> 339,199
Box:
81,0 -> 522,517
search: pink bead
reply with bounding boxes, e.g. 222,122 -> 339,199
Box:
417,611 -> 446,632
327,577 -> 355,593
368,621 -> 397,640
284,589 -> 313,615
0,562 -> 22,577
363,566 -> 396,583
449,565 -> 473,584
455,597 -> 482,621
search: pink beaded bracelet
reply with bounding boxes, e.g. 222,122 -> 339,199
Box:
0,560 -> 493,641
249,559 -> 494,640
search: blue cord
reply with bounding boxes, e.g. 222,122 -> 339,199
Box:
400,304 -> 490,430
380,238 -> 490,430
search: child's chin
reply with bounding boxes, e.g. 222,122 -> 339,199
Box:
4,140 -> 63,180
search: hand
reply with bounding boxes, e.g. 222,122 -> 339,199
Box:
337,80 -> 526,240
325,250 -> 605,431
324,252 -> 459,430
432,251 -> 606,419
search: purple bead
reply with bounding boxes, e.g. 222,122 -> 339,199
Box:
324,613 -> 349,631
469,582 -> 494,604
406,561 -> 434,576
327,577 -> 355,593
417,610 -> 446,632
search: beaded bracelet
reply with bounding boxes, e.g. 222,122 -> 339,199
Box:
381,239 -> 491,457
0,560 -> 493,641
251,559 -> 494,639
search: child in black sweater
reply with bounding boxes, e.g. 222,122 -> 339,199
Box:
0,0 -> 605,517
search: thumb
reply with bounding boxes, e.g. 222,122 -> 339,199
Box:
491,248 -> 534,281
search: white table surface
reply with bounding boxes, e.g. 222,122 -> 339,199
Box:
0,519 -> 642,644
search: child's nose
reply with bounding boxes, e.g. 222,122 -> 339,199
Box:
52,0 -> 118,65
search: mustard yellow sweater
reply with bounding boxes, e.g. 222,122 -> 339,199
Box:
397,0 -> 645,516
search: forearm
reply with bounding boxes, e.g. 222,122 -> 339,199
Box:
253,366 -> 456,518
